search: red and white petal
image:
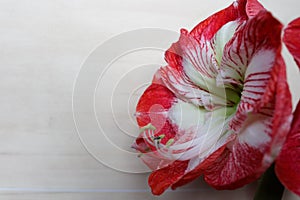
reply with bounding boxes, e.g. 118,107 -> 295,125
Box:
172,106 -> 236,161
212,20 -> 244,66
148,115 -> 234,195
217,11 -> 283,91
161,30 -> 241,109
157,101 -> 207,160
276,101 -> 300,196
155,107 -> 236,190
204,140 -> 264,189
229,50 -> 278,132
179,28 -> 218,87
138,100 -> 239,194
203,113 -> 282,189
139,101 -> 219,195
165,29 -> 218,85
134,78 -> 219,169
283,17 -> 300,68
262,56 -> 293,163
171,129 -> 237,190
180,20 -> 247,105
133,82 -> 178,166
203,54 -> 292,189
163,40 -> 218,109
203,11 -> 291,187
179,28 -> 241,105
228,19 -> 283,137
159,65 -> 230,110
190,0 -> 247,41
187,0 -> 246,88
161,0 -> 248,109
235,54 -> 293,162
170,143 -> 228,190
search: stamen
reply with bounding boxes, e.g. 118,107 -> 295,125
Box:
153,134 -> 165,141
139,123 -> 156,133
166,139 -> 174,147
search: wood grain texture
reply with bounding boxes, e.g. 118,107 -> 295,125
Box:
0,0 -> 299,199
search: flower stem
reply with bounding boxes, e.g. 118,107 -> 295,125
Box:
254,163 -> 284,200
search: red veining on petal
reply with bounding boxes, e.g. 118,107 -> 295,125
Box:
160,0 -> 249,108
227,12 -> 283,132
179,29 -> 218,79
201,11 -> 292,189
204,142 -> 263,189
276,102 -> 300,196
262,55 -> 293,166
204,54 -> 292,189
219,11 -> 282,90
171,136 -> 235,190
159,65 -> 205,106
162,32 -> 217,107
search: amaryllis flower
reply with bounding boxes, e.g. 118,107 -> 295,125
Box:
132,0 -> 295,195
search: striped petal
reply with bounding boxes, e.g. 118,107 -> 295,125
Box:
161,0 -> 248,110
171,134 -> 237,190
227,12 -> 285,142
204,54 -> 292,189
134,75 -> 223,190
217,11 -> 282,91
179,27 -> 241,105
283,17 -> 300,68
147,107 -> 237,194
159,64 -> 231,110
202,11 -> 292,189
276,101 -> 300,196
134,78 -> 240,194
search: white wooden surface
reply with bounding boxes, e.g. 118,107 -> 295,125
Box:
0,0 -> 299,199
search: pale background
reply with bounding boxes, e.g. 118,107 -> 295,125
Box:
0,0 -> 299,199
